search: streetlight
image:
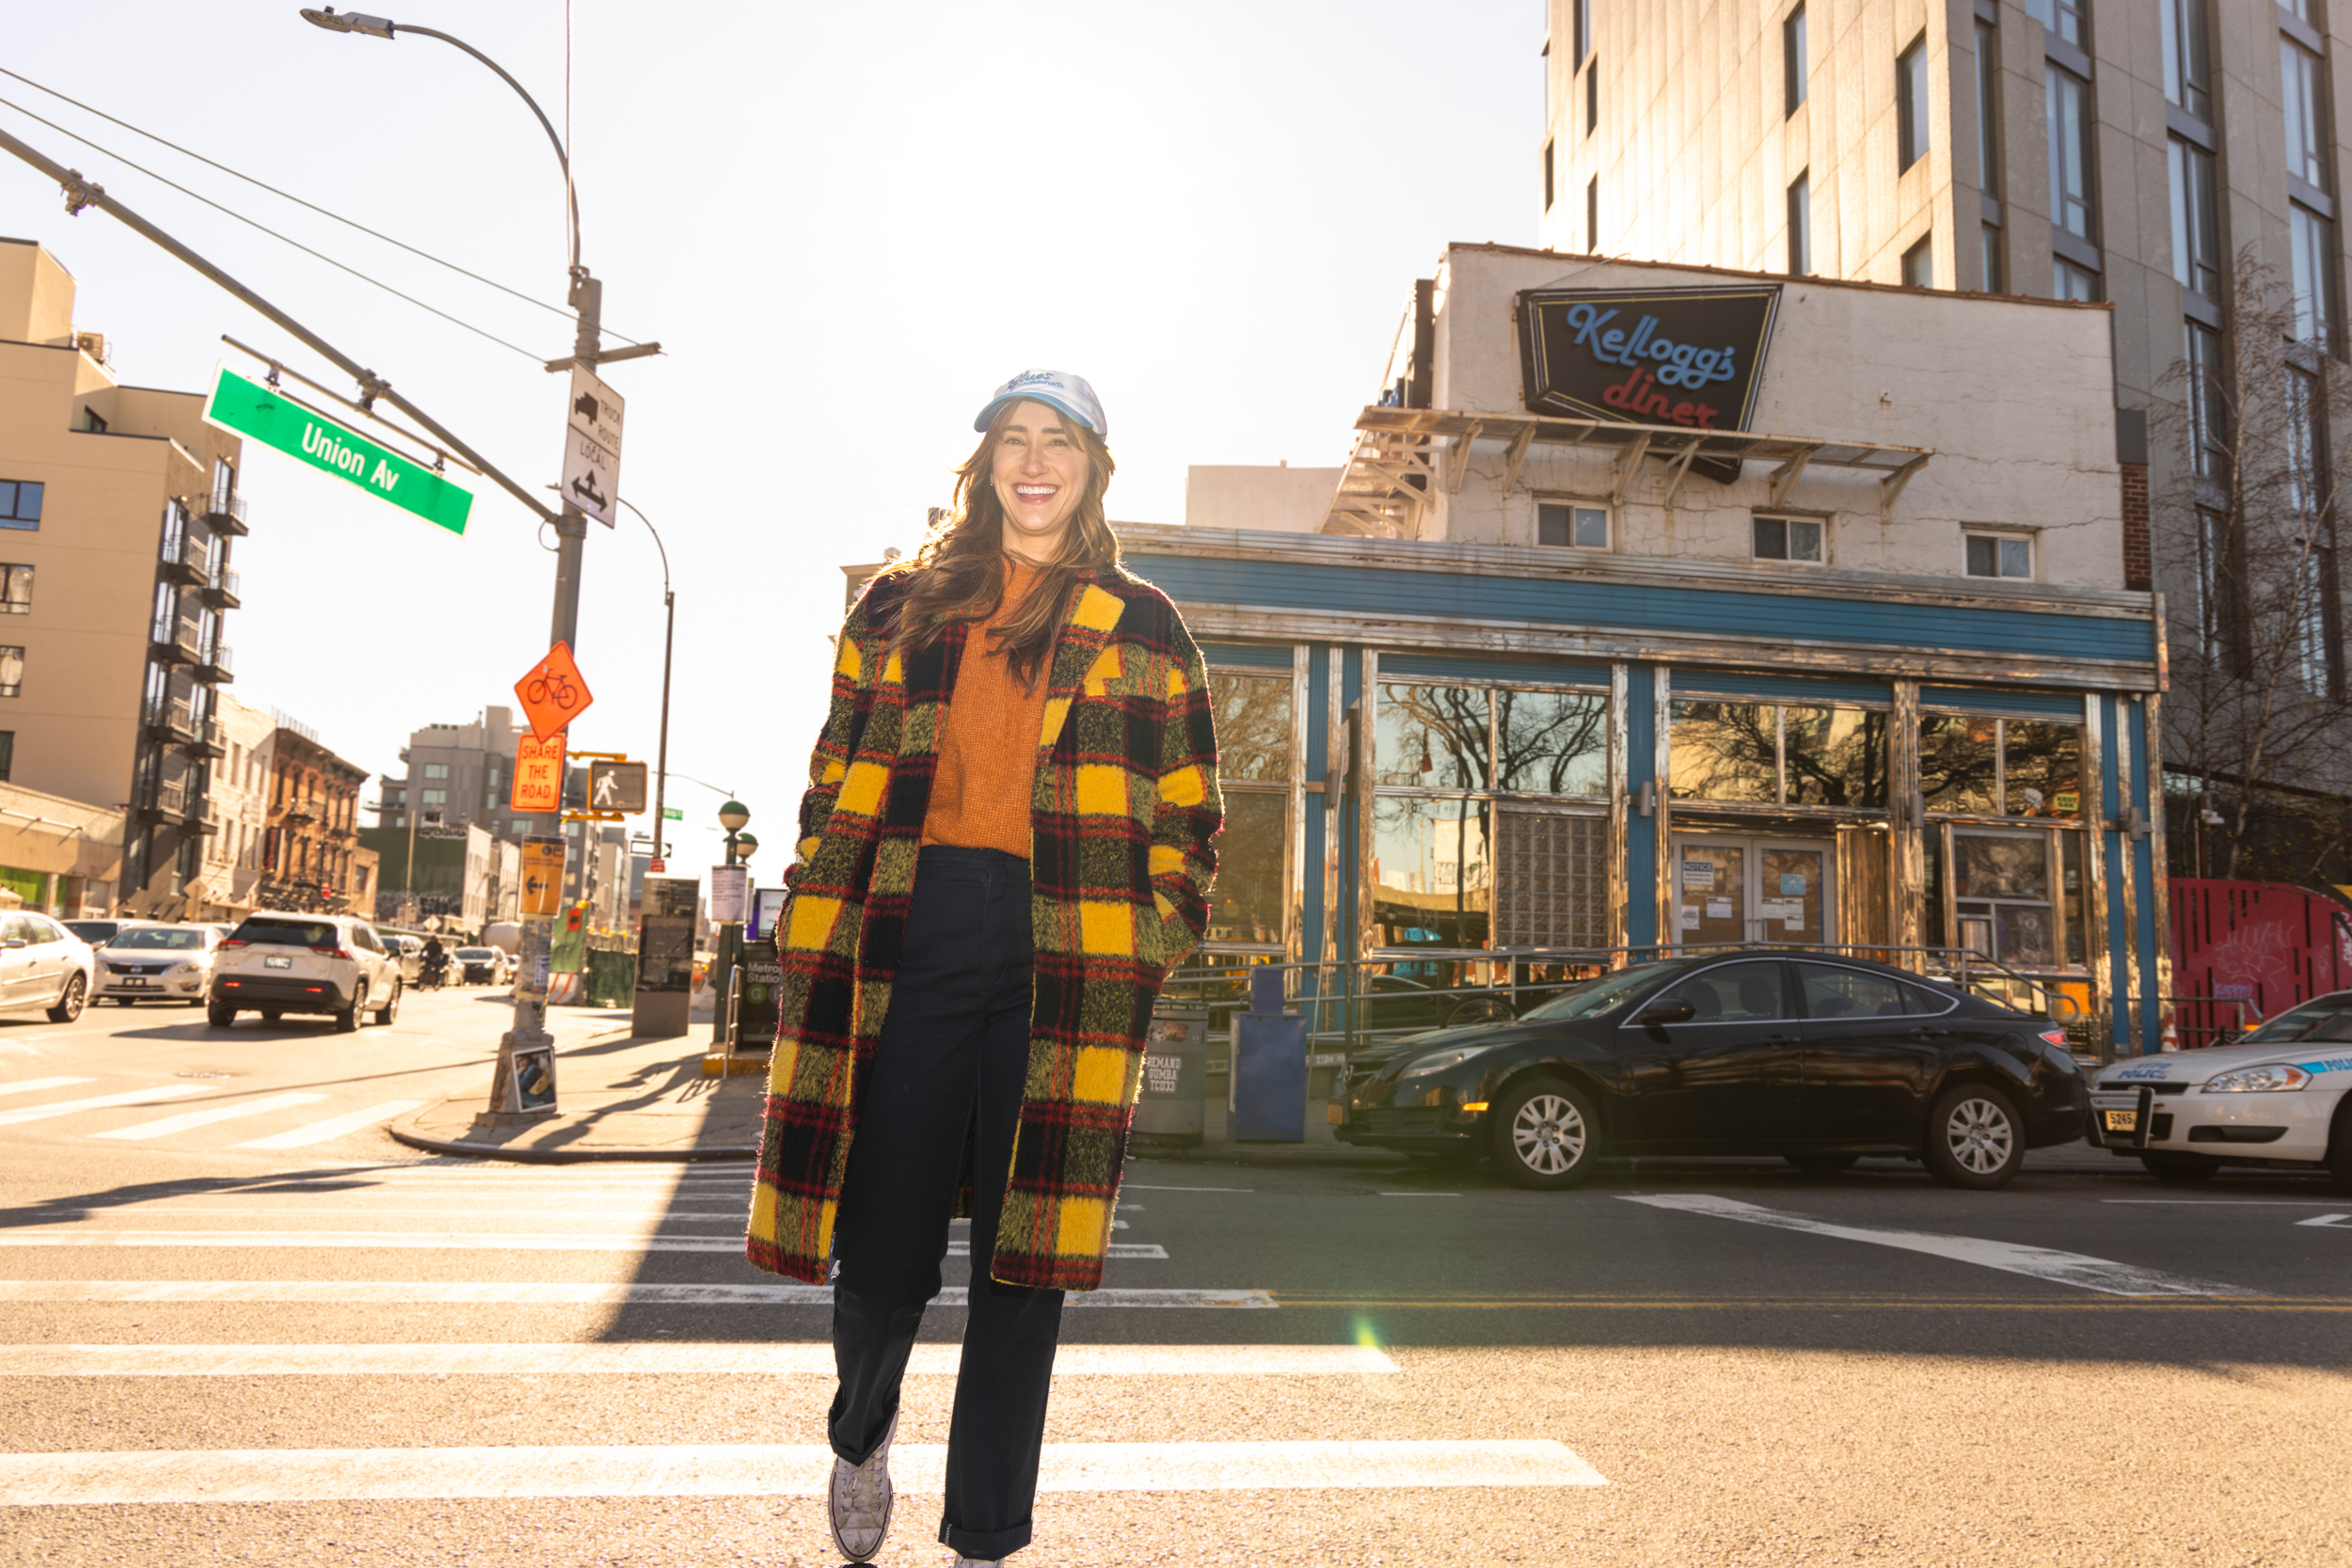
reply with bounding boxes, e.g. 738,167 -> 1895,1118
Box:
719,800 -> 751,864
713,801 -> 751,1051
617,497 -> 674,863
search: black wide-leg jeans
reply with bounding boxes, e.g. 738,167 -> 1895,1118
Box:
829,845 -> 1064,1560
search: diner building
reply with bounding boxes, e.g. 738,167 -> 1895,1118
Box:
1136,245 -> 2169,1057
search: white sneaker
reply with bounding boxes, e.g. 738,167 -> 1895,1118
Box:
951,1559 -> 1002,1566
827,1413 -> 897,1562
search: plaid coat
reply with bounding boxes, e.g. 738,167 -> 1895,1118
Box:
745,562 -> 1222,1291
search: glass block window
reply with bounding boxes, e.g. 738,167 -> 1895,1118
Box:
1494,810 -> 1607,949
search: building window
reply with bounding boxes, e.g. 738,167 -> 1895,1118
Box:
1982,226 -> 2005,292
1787,171 -> 1811,274
1921,713 -> 2085,818
1572,0 -> 1591,67
421,788 -> 447,806
1537,502 -> 1610,548
2045,67 -> 2094,241
0,732 -> 12,783
1585,176 -> 1598,252
1901,235 -> 1934,289
1204,670 -> 1294,948
80,407 -> 106,435
2283,37 -> 2328,190
2291,203 -> 2338,343
1585,58 -> 1598,135
1784,4 -> 1807,116
1753,515 -> 1824,562
2169,138 -> 2221,299
424,763 -> 450,780
2185,320 -> 2228,479
2054,258 -> 2099,301
1671,701 -> 1890,808
1975,20 -> 2002,191
1898,35 -> 1931,171
0,647 -> 23,699
2026,0 -> 2086,49
0,565 -> 30,616
1964,532 -> 2034,579
0,481 -> 41,531
1542,138 -> 1555,211
2161,0 -> 2210,120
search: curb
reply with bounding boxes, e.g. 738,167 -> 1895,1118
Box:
386,1101 -> 756,1164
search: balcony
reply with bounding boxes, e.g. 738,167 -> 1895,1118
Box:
197,639 -> 234,685
199,567 -> 240,610
149,616 -> 202,665
132,777 -> 189,826
141,695 -> 196,744
186,716 -> 227,758
158,524 -> 211,588
201,491 -> 249,536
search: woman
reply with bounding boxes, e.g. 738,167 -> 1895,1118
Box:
746,370 -> 1222,1565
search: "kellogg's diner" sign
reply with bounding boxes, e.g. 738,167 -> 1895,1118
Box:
1517,283 -> 1781,438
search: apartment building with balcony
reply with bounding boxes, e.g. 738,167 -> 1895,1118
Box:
258,713 -> 374,915
0,237 -> 246,916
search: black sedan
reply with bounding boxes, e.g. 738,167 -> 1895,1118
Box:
1334,953 -> 2090,1190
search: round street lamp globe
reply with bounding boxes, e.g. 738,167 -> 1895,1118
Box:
733,833 -> 759,857
717,800 -> 750,832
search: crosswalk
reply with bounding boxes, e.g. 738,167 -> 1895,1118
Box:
0,1072 -> 420,1149
0,1160 -> 1612,1516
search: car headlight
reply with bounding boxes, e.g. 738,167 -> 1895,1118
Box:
2201,1064 -> 2311,1093
1398,1044 -> 1491,1079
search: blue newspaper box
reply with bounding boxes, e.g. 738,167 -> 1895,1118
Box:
1232,1009 -> 1307,1141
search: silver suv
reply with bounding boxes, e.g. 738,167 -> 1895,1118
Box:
208,912 -> 403,1031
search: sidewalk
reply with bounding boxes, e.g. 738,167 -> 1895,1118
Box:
391,1030 -> 2127,1174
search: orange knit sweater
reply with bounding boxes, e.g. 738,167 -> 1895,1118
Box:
921,557 -> 1050,858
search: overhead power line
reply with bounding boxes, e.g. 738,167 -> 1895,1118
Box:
0,64 -> 640,347
0,91 -> 540,361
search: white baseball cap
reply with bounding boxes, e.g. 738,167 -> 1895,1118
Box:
975,370 -> 1107,440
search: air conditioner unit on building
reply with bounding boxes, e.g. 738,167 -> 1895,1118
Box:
73,332 -> 107,364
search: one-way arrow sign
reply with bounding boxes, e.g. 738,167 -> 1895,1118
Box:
562,364 -> 623,528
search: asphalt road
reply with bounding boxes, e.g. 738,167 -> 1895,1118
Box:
0,991 -> 2346,1567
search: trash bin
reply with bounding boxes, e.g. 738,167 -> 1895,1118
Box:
1131,1003 -> 1207,1148
1232,1008 -> 1307,1141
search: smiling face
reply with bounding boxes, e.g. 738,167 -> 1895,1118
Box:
990,400 -> 1091,563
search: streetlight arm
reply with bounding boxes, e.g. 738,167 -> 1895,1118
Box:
0,123 -> 559,525
389,24 -> 581,274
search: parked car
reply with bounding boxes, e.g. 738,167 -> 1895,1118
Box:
1333,952 -> 2089,1191
208,912 -> 403,1031
376,933 -> 424,985
0,911 -> 94,1022
451,945 -> 510,985
2088,990 -> 2352,1188
65,919 -> 137,948
94,924 -> 220,1006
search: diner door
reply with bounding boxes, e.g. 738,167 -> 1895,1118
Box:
1671,837 -> 1835,948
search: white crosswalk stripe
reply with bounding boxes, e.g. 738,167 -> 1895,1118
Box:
0,1281 -> 1279,1307
0,1076 -> 92,1100
0,1084 -> 206,1126
234,1099 -> 427,1148
91,1092 -> 327,1141
0,1342 -> 1391,1376
0,1230 -> 1170,1256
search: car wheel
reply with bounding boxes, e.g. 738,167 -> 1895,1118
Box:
333,996 -> 360,1033
1488,1076 -> 1600,1191
45,973 -> 87,1023
206,1003 -> 235,1029
2139,1151 -> 2220,1183
1922,1084 -> 2025,1189
1786,1154 -> 1860,1176
373,980 -> 400,1027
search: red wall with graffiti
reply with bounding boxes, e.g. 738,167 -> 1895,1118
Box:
2169,879 -> 2352,1046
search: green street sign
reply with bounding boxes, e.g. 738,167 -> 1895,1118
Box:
202,367 -> 472,534
660,807 -> 684,821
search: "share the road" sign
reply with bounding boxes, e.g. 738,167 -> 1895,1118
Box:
201,367 -> 472,534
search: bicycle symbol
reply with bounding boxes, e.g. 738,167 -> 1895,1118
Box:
526,672 -> 580,711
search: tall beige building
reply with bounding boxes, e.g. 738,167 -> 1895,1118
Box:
0,238 -> 246,912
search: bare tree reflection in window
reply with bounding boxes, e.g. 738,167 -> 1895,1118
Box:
1668,701 -> 1777,801
1208,673 -> 1292,783
1919,714 -> 1999,814
1496,689 -> 1610,793
1376,685 -> 1490,788
1783,706 -> 1890,807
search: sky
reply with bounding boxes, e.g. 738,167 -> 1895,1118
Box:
0,0 -> 1537,883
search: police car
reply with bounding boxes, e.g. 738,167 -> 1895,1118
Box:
2089,990 -> 2352,1186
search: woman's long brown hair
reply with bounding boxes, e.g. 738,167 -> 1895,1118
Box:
882,401 -> 1120,689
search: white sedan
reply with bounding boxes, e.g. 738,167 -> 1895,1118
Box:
2088,990 -> 2352,1187
94,924 -> 220,1006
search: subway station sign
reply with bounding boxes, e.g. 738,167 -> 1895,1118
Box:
1517,284 -> 1781,436
202,367 -> 473,535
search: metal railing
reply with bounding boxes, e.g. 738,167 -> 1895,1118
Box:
141,693 -> 192,734
202,491 -> 248,528
206,567 -> 239,599
199,639 -> 232,673
150,615 -> 201,656
1160,941 -> 2104,1061
2160,995 -> 2257,1050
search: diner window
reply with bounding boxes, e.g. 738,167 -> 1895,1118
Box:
0,481 -> 42,531
2046,67 -> 2096,241
1208,671 -> 1292,784
1753,515 -> 1823,562
1536,501 -> 1609,548
1788,171 -> 1812,275
1670,701 -> 1888,807
1919,712 -> 2084,817
2169,138 -> 2221,299
1902,235 -> 1934,289
1378,683 -> 1488,789
1785,4 -> 1807,116
1205,668 -> 1294,950
1898,35 -> 1931,171
1953,830 -> 2058,966
2161,0 -> 2210,120
1965,532 -> 2033,579
0,564 -> 30,614
1495,689 -> 1609,795
1373,796 -> 1489,948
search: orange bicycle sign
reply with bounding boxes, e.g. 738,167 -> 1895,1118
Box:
513,641 -> 595,740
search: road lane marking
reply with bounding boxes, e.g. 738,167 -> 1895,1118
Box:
91,1092 -> 327,1141
2295,1213 -> 2351,1227
0,1281 -> 1277,1307
1120,1183 -> 1253,1193
1619,1194 -> 2248,1297
0,1077 -> 92,1099
235,1100 -> 427,1149
1378,1192 -> 1462,1197
0,1439 -> 1600,1504
2103,1199 -> 2349,1206
87,1206 -> 747,1219
0,1232 -> 1171,1258
0,1085 -> 206,1126
0,1342 -> 1388,1377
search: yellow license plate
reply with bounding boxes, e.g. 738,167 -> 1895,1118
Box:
2103,1109 -> 2138,1133
1327,1103 -> 1344,1125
